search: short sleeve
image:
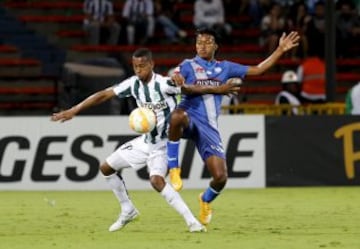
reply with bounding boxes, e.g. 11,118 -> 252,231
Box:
226,61 -> 248,78
113,78 -> 133,98
163,77 -> 181,95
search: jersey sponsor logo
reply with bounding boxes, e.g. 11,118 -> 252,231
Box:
141,101 -> 167,111
195,79 -> 221,86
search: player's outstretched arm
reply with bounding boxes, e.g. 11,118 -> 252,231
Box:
51,87 -> 115,122
180,78 -> 241,95
247,31 -> 300,76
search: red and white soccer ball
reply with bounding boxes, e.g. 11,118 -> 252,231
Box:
129,107 -> 156,134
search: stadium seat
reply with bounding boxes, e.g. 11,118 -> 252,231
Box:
18,15 -> 84,23
0,58 -> 41,66
0,45 -> 18,53
0,74 -> 58,112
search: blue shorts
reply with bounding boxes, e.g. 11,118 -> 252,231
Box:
183,115 -> 225,161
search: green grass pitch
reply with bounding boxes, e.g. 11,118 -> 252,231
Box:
1,187 -> 360,249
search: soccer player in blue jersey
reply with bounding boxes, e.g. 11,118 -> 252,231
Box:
167,28 -> 300,226
51,48 -> 240,233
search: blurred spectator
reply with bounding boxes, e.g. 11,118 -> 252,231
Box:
286,1 -> 311,58
297,50 -> 326,104
304,1 -> 325,58
154,0 -> 187,43
304,0 -> 318,15
122,0 -> 155,45
345,81 -> 360,114
223,0 -> 244,16
336,0 -> 360,58
243,0 -> 272,27
275,70 -> 302,115
83,0 -> 121,45
193,0 -> 232,43
273,0 -> 296,7
260,2 -> 285,54
355,0 -> 360,15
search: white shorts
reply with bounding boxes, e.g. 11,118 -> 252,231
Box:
106,136 -> 167,177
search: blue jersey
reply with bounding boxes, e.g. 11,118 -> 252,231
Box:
176,55 -> 248,160
178,56 -> 248,127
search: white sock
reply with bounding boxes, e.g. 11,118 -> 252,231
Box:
160,183 -> 198,226
103,172 -> 135,214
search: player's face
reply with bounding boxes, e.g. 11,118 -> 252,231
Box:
132,56 -> 154,83
196,34 -> 218,61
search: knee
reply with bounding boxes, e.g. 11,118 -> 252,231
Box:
170,109 -> 188,127
213,171 -> 228,186
150,175 -> 165,192
100,162 -> 115,176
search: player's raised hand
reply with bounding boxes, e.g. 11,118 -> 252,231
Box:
51,108 -> 77,122
278,31 -> 300,52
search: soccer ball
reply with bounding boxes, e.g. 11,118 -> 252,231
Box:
129,107 -> 156,134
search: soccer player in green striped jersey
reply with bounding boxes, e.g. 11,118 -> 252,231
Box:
51,48 -> 240,232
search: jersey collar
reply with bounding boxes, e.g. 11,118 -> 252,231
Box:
195,55 -> 216,68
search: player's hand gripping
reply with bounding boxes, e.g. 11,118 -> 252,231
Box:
278,31 -> 300,52
51,108 -> 77,122
215,78 -> 242,95
171,73 -> 185,86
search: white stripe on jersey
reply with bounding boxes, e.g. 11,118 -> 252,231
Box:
189,61 -> 218,129
202,95 -> 218,129
113,72 -> 180,144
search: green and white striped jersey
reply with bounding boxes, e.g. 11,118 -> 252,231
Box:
113,72 -> 181,144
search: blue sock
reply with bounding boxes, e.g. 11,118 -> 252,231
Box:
167,140 -> 180,169
202,187 -> 219,203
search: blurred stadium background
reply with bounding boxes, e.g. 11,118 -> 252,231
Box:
0,0 -> 359,116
